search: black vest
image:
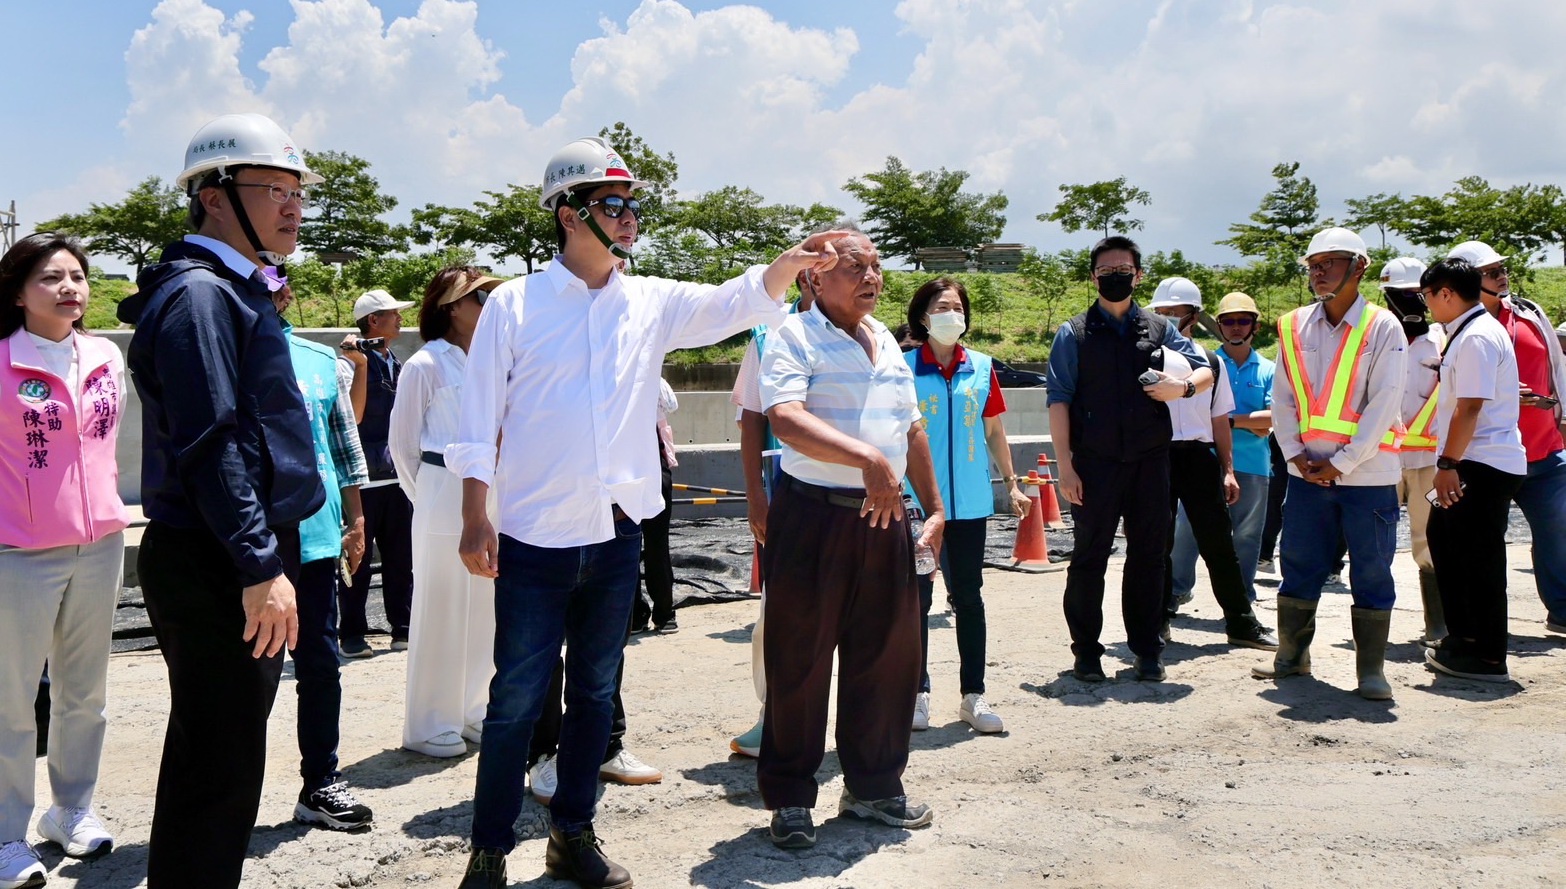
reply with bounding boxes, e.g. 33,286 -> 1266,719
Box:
1068,303 -> 1174,462
360,348 -> 400,481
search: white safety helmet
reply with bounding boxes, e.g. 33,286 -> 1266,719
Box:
537,137 -> 650,210
1299,227 -> 1369,265
1147,277 -> 1202,309
1379,257 -> 1427,291
175,113 -> 322,195
1448,240 -> 1505,269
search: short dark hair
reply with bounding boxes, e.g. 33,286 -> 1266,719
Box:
1421,258 -> 1481,303
907,277 -> 970,342
0,233 -> 92,338
1089,235 -> 1142,272
418,265 -> 488,342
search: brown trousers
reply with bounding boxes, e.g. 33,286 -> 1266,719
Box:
757,476 -> 921,808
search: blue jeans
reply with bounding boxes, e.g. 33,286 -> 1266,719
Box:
470,521 -> 641,851
1278,477 -> 1398,609
1174,472 -> 1270,602
1514,449 -> 1566,623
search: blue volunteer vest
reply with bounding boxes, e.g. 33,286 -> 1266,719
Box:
284,325 -> 346,563
906,347 -> 995,520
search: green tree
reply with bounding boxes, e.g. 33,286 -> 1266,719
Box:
1396,177 -> 1552,267
1040,177 -> 1151,239
411,184 -> 557,274
37,177 -> 187,275
1217,162 -> 1327,303
1145,250 -> 1219,304
1343,192 -> 1405,251
648,186 -> 843,276
1017,249 -> 1072,334
597,122 -> 679,228
842,157 -> 1008,268
298,150 -> 407,256
1534,184 -> 1566,266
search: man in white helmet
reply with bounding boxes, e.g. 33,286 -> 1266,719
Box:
1147,278 -> 1276,652
445,137 -> 854,889
115,113 -> 328,888
1254,227 -> 1406,700
1378,257 -> 1447,645
1447,240 -> 1566,635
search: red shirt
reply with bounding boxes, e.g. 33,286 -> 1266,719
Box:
918,343 -> 1007,417
1499,303 -> 1564,461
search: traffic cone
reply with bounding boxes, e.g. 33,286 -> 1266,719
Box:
1011,471 -> 1050,568
1036,454 -> 1066,528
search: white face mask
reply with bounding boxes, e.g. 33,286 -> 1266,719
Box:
926,312 -> 966,345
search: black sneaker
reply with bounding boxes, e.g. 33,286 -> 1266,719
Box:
1226,617 -> 1280,651
1072,655 -> 1106,682
838,790 -> 933,828
458,847 -> 507,889
656,615 -> 679,634
1134,656 -> 1166,682
294,781 -> 373,831
768,807 -> 816,848
544,825 -> 632,889
339,637 -> 373,659
1424,648 -> 1510,683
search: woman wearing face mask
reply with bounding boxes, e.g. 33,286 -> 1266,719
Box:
902,278 -> 1029,735
0,234 -> 128,886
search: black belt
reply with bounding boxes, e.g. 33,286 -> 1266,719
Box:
782,474 -> 867,510
421,450 -> 445,467
1169,440 -> 1215,451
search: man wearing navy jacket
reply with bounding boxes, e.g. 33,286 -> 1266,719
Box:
119,113 -> 325,889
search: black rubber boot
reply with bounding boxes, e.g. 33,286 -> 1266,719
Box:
1418,569 -> 1446,647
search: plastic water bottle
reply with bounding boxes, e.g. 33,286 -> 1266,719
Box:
904,495 -> 937,575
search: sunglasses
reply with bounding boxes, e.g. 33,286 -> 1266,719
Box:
1218,317 -> 1254,327
584,196 -> 642,219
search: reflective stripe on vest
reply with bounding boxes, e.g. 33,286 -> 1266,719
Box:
1277,304 -> 1402,452
1401,386 -> 1440,451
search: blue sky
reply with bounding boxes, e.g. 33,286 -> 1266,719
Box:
7,1 -> 1566,275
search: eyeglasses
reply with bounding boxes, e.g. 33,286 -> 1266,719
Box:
1093,264 -> 1136,276
1482,266 -> 1509,280
584,196 -> 642,219
1218,317 -> 1255,327
231,183 -> 310,208
1306,256 -> 1350,274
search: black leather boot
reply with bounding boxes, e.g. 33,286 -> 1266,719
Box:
544,825 -> 633,889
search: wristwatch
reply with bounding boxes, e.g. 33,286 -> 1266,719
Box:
1436,455 -> 1460,471
1182,380 -> 1197,398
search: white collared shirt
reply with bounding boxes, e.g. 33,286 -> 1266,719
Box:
183,233 -> 258,280
1400,327 -> 1446,471
1273,294 -> 1408,486
759,304 -> 921,489
1164,346 -> 1234,443
445,259 -> 784,547
1438,305 -> 1526,475
389,338 -> 467,502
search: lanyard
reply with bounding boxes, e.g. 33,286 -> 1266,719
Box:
1439,307 -> 1485,360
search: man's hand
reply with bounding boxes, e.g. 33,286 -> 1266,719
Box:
241,574 -> 298,658
1007,483 -> 1031,518
762,230 -> 856,297
339,334 -> 368,366
1057,461 -> 1084,506
859,451 -> 903,529
1302,458 -> 1342,486
745,492 -> 769,546
1142,371 -> 1188,403
1432,466 -> 1464,508
1222,470 -> 1241,506
341,517 -> 366,574
918,510 -> 946,562
458,515 -> 500,578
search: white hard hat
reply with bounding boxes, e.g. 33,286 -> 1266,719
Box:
538,137 -> 651,210
1379,257 -> 1427,291
1147,277 -> 1202,309
1300,227 -> 1369,265
1448,240 -> 1505,269
176,113 -> 322,195
353,289 -> 415,322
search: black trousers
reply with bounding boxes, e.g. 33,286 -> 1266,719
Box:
1063,452 -> 1170,661
337,483 -> 414,639
1164,445 -> 1252,622
141,522 -> 299,889
636,446 -> 676,628
1259,434 -> 1287,562
1428,460 -> 1525,662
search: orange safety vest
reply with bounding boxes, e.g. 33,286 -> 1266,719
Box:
1400,386 -> 1440,451
1277,303 -> 1402,452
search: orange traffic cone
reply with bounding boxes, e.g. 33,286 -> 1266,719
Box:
1011,471 -> 1050,569
1036,454 -> 1067,528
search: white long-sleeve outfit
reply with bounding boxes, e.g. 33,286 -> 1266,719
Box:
390,338 -> 496,747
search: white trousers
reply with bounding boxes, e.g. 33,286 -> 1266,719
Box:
403,466 -> 496,747
751,588 -> 767,703
0,532 -> 123,839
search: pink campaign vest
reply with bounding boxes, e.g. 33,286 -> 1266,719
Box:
0,328 -> 129,549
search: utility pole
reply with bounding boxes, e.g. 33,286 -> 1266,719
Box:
0,202 -> 17,252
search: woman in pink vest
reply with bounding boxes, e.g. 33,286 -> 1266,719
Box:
0,234 -> 129,887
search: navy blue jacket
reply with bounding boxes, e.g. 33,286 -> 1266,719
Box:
120,241 -> 324,586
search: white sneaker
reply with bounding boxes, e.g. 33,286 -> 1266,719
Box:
599,749 -> 662,785
529,755 -> 558,805
911,692 -> 930,731
403,731 -> 466,758
0,840 -> 46,888
37,806 -> 114,859
461,722 -> 483,745
959,693 -> 1005,734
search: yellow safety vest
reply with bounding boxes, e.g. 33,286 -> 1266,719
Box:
1400,386 -> 1440,451
1277,303 -> 1402,452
